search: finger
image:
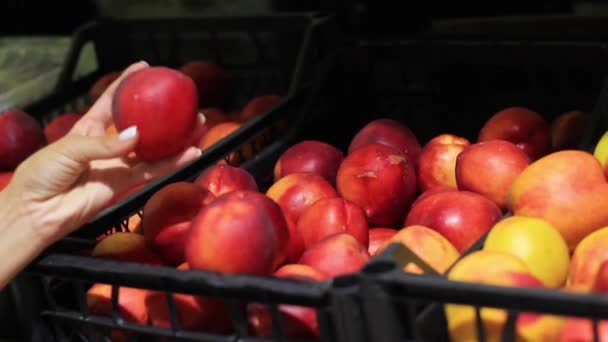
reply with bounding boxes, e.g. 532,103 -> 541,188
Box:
71,61 -> 149,135
52,126 -> 139,166
128,146 -> 202,185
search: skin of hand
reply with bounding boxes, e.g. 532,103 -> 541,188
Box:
0,61 -> 205,288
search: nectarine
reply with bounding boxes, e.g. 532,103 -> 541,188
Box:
43,113 -> 81,143
299,233 -> 370,279
239,95 -> 281,122
417,134 -> 470,192
194,164 -> 258,197
89,71 -> 121,101
91,232 -> 164,265
551,110 -> 588,151
0,109 -> 46,171
274,140 -> 344,186
0,172 -> 12,191
180,60 -> 230,108
368,228 -> 398,256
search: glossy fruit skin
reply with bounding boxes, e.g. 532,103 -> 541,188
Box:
112,67 -> 198,161
0,109 -> 46,170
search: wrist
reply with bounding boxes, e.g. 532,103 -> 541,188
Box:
0,186 -> 47,252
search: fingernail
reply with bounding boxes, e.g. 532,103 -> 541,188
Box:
118,126 -> 138,141
198,112 -> 206,125
139,60 -> 149,67
194,148 -> 202,157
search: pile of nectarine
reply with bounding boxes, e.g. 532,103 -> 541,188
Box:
82,104 -> 607,339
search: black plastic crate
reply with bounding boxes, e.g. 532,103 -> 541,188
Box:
323,39 -> 608,342
3,13 -> 342,342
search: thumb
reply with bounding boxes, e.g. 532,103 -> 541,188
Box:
53,126 -> 139,164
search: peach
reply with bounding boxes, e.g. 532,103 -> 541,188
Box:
348,118 -> 422,165
0,109 -> 46,171
112,66 -> 198,161
219,190 -> 290,269
569,227 -> 608,291
43,113 -> 81,143
89,71 -> 121,101
405,190 -> 502,253
274,140 -> 344,186
455,140 -> 530,209
91,232 -> 164,265
337,143 -> 416,226
194,164 -> 258,197
483,216 -> 570,288
198,121 -> 241,151
285,215 -> 305,263
143,182 -> 215,265
297,197 -> 369,249
299,233 -> 370,279
479,106 -> 551,160
180,60 -> 230,108
445,250 -> 556,342
274,264 -> 327,280
0,172 -> 12,191
185,191 -> 287,275
416,134 -> 470,192
266,172 -> 337,224
551,110 -> 589,151
509,150 -> 608,250
368,228 -> 398,256
239,95 -> 281,122
380,225 -> 460,274
147,263 -> 232,332
87,284 -> 148,324
248,263 -> 323,338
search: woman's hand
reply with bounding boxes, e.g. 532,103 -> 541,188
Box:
0,61 -> 204,287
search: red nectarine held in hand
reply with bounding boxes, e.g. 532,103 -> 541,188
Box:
348,118 -> 422,165
455,139 -> 530,210
337,143 -> 416,226
405,190 -> 502,253
299,232 -> 370,279
194,164 -> 258,197
142,182 -> 215,265
297,197 -> 369,249
112,66 -> 198,161
185,190 -> 288,275
0,109 -> 46,171
417,134 -> 470,192
266,172 -> 338,224
180,60 -> 230,108
478,106 -> 551,161
274,140 -> 344,186
43,113 -> 82,143
239,95 -> 281,123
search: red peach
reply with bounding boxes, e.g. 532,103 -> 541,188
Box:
368,228 -> 398,256
299,233 -> 370,279
87,284 -> 149,324
0,109 -> 46,171
348,118 -> 422,165
0,172 -> 12,191
147,263 -> 232,333
239,95 -> 281,122
91,232 -> 164,265
219,190 -> 290,270
551,110 -> 589,151
297,197 -> 369,249
198,121 -> 241,151
89,71 -> 121,101
180,61 -> 230,108
185,191 -> 286,275
479,106 -> 551,160
112,66 -> 198,161
143,182 -> 215,266
337,143 -> 417,226
455,139 -> 530,210
417,134 -> 470,192
274,140 -> 344,186
266,172 -> 338,224
405,190 -> 502,253
43,113 -> 82,143
248,263 -> 323,338
194,164 -> 258,197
